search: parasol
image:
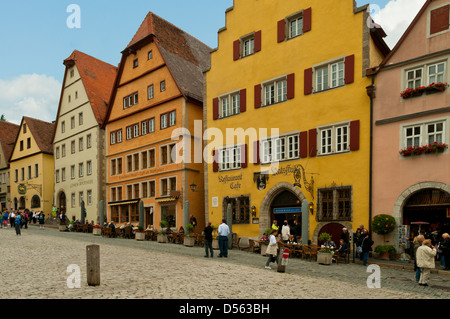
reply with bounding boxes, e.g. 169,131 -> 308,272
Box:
410,221 -> 430,233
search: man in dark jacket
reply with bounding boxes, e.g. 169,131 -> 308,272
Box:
204,222 -> 214,258
441,233 -> 450,270
360,230 -> 374,266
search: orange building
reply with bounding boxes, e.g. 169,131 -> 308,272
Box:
103,12 -> 210,231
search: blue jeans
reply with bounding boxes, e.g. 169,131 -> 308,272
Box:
205,239 -> 213,257
219,236 -> 228,257
362,252 -> 369,266
416,267 -> 421,282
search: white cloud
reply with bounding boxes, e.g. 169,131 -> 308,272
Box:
0,74 -> 61,125
372,0 -> 427,49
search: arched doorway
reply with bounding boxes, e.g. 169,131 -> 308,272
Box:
403,188 -> 450,237
59,192 -> 67,213
259,182 -> 306,236
270,190 -> 302,229
19,196 -> 25,210
318,223 -> 344,246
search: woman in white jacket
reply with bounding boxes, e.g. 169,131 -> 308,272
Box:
416,239 -> 437,286
265,229 -> 279,269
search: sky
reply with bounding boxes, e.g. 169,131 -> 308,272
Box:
0,0 -> 427,125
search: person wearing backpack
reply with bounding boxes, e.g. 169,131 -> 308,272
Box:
14,214 -> 22,236
38,211 -> 45,229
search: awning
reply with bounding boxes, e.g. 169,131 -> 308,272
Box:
156,196 -> 178,203
108,200 -> 140,207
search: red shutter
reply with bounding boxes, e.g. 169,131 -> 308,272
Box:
277,19 -> 286,42
309,129 -> 317,157
345,55 -> 355,84
213,98 -> 219,120
254,84 -> 262,108
253,140 -> 260,164
233,40 -> 240,61
304,68 -> 313,95
350,120 -> 360,151
287,73 -> 295,100
430,5 -> 450,35
303,7 -> 312,33
241,144 -> 248,168
240,89 -> 247,113
254,30 -> 262,52
213,150 -> 219,172
300,131 -> 308,158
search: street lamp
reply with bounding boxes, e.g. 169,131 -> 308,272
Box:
189,183 -> 204,193
309,202 -> 314,215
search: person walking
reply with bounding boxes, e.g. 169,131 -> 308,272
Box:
38,211 -> 45,229
413,235 -> 425,282
14,214 -> 22,236
416,239 -> 437,286
217,219 -> 230,258
2,210 -> 8,229
441,233 -> 450,270
203,222 -> 214,258
265,229 -> 279,269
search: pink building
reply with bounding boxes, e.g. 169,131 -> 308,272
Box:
370,0 -> 450,250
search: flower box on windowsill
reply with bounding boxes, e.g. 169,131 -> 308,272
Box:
400,142 -> 448,157
401,82 -> 448,99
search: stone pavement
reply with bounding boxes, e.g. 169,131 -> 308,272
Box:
1,225 -> 449,300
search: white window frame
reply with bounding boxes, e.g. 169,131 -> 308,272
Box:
260,133 -> 300,164
261,76 -> 287,106
148,84 -> 154,100
218,145 -> 242,171
402,118 -> 447,149
289,14 -> 303,39
169,111 -> 176,127
149,118 -> 155,133
317,122 -> 350,156
219,90 -> 240,118
403,58 -> 448,91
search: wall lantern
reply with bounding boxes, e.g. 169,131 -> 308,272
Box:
251,206 -> 257,217
309,202 -> 314,215
189,183 -> 204,193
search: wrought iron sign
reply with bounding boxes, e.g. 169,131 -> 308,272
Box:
293,165 -> 315,200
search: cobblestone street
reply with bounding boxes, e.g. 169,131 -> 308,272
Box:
1,226 -> 449,300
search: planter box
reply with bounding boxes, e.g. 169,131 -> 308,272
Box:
317,252 -> 333,265
93,228 -> 101,236
212,239 -> 219,250
260,243 -> 268,256
135,232 -> 145,241
378,252 -> 390,260
157,234 -> 168,243
59,225 -> 67,232
184,236 -> 195,247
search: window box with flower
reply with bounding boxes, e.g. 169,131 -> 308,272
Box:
93,225 -> 102,236
135,226 -> 145,241
401,82 -> 448,99
400,142 -> 448,157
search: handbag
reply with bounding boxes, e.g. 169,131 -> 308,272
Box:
356,246 -> 363,254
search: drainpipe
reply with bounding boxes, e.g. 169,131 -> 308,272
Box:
368,76 -> 375,236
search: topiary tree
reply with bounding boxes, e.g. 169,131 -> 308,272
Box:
372,214 -> 396,243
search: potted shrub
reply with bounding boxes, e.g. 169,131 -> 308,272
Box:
184,223 -> 195,247
93,225 -> 102,236
317,232 -> 333,265
135,226 -> 145,241
157,220 -> 168,243
374,245 -> 397,260
372,214 -> 397,259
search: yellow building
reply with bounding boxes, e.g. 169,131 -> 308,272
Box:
9,117 -> 55,215
205,0 -> 390,244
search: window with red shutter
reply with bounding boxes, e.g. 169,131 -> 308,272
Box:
212,150 -> 219,172
350,120 -> 360,151
253,141 -> 260,164
300,131 -> 308,158
287,73 -> 295,100
278,20 -> 286,42
213,98 -> 219,120
241,144 -> 248,168
254,30 -> 262,52
254,84 -> 262,108
345,55 -> 355,84
304,68 -> 313,95
430,5 -> 450,35
309,129 -> 317,157
303,7 -> 312,33
233,40 -> 240,61
240,89 -> 247,113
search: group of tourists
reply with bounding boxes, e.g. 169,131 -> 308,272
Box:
1,208 -> 46,235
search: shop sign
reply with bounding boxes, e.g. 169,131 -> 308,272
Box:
18,184 -> 27,195
273,207 -> 301,214
218,174 -> 242,190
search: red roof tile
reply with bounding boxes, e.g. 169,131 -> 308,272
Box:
0,121 -> 20,164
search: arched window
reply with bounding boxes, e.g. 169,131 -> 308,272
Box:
31,195 -> 41,209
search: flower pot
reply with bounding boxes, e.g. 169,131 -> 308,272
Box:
157,234 -> 168,243
184,236 -> 195,247
317,252 -> 333,265
93,228 -> 101,236
212,239 -> 219,250
379,251 -> 390,260
135,232 -> 145,241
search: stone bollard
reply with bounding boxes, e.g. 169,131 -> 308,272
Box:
86,245 -> 100,286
